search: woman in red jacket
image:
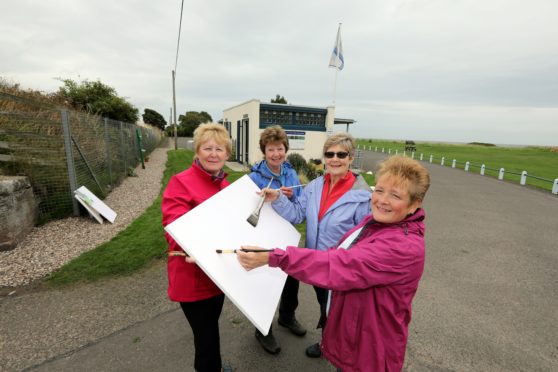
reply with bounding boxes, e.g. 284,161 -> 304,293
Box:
238,156 -> 430,372
162,123 -> 232,372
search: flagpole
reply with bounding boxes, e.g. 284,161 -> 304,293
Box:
333,62 -> 338,106
332,23 -> 342,106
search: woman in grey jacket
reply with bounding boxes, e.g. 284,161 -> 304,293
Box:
264,132 -> 372,357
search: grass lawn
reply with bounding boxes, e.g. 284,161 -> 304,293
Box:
46,149 -> 246,286
356,138 -> 558,191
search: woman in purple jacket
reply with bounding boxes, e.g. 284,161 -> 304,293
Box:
237,156 -> 430,372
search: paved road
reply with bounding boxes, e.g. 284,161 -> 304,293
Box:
2,149 -> 557,371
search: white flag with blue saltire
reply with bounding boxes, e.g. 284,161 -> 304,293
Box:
329,24 -> 344,70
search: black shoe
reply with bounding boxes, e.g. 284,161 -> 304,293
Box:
305,342 -> 321,358
255,330 -> 281,354
278,317 -> 307,336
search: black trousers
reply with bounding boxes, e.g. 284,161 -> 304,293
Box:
180,294 -> 225,372
313,285 -> 329,329
278,274 -> 300,321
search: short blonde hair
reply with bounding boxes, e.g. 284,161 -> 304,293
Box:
322,132 -> 356,157
375,156 -> 430,203
193,123 -> 232,156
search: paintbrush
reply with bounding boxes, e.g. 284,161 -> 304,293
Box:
246,178 -> 273,227
216,249 -> 274,254
273,184 -> 306,190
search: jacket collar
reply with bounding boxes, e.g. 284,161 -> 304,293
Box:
193,159 -> 227,181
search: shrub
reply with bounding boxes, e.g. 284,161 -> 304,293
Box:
287,153 -> 307,174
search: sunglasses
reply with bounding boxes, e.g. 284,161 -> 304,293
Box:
324,151 -> 350,159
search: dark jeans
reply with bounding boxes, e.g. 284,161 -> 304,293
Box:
313,285 -> 328,329
180,294 -> 225,372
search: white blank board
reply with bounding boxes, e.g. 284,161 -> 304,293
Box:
164,175 -> 301,335
74,186 -> 117,223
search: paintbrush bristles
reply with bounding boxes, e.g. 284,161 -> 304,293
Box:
247,178 -> 273,227
246,214 -> 259,227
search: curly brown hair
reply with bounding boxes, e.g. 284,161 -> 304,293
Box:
259,125 -> 289,153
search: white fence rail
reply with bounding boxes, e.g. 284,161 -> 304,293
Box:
358,145 -> 558,195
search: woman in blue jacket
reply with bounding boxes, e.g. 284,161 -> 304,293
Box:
264,132 -> 372,358
248,125 -> 306,354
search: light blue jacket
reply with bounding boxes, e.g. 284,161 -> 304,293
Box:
272,173 -> 372,251
248,160 -> 302,199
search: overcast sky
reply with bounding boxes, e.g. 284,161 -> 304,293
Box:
2,0 -> 557,146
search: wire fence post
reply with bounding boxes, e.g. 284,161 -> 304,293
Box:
119,121 -> 127,173
61,109 -> 79,216
104,118 -> 112,189
520,171 -> 527,185
498,168 -> 505,180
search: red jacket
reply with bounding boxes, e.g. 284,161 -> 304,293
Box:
269,209 -> 426,372
162,161 -> 229,302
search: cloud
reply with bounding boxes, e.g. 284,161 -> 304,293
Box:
1,0 -> 557,146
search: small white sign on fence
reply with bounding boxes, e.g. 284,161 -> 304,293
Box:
74,186 -> 117,224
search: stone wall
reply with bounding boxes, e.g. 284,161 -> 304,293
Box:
0,176 -> 37,251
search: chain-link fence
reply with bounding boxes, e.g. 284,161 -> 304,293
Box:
0,92 -> 164,223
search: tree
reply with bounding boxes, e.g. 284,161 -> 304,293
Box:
142,108 -> 167,130
271,94 -> 287,104
57,78 -> 139,123
177,111 -> 213,136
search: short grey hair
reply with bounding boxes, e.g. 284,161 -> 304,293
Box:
322,132 -> 356,157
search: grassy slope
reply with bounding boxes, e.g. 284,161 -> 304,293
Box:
356,139 -> 558,191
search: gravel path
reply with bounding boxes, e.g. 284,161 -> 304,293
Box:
0,140 -> 172,288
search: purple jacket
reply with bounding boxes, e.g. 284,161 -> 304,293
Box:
268,209 -> 426,372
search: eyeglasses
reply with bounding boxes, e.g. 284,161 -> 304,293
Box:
324,151 -> 350,159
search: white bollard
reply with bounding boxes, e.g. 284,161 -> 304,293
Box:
498,168 -> 505,180
465,161 -> 470,172
429,155 -> 433,163
480,164 -> 485,175
382,147 -> 384,153
552,178 -> 558,194
357,144 -> 360,150
412,152 -> 415,159
395,149 -> 398,155
375,146 -> 378,152
389,149 -> 391,154
520,171 -> 527,185
452,159 -> 456,168
420,153 -> 423,161
441,157 -> 445,166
